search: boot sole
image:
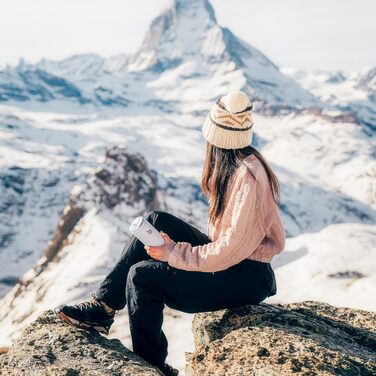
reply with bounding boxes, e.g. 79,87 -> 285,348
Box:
55,309 -> 111,335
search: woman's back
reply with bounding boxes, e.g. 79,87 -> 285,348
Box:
207,153 -> 286,264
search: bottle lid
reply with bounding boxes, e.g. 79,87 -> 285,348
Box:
129,216 -> 144,233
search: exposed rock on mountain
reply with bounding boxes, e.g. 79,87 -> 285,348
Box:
0,146 -> 160,343
14,144 -> 158,287
185,301 -> 376,375
0,310 -> 163,376
70,144 -> 159,212
1,301 -> 375,376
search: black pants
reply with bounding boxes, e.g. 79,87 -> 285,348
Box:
95,210 -> 277,368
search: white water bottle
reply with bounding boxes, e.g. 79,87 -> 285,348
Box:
129,216 -> 165,246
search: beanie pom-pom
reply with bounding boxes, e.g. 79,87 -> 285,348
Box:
222,90 -> 251,113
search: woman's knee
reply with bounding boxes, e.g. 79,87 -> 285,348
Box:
127,260 -> 150,285
144,210 -> 174,228
145,209 -> 167,221
126,260 -> 165,311
145,209 -> 170,217
127,259 -> 163,287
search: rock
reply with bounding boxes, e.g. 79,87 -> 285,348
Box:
186,301 -> 376,376
72,145 -> 158,211
0,145 -> 159,324
0,310 -> 163,376
1,301 -> 375,376
39,144 -> 159,265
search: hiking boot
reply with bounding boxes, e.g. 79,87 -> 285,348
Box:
156,362 -> 179,376
54,294 -> 115,335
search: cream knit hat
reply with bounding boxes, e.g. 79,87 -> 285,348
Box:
202,90 -> 253,149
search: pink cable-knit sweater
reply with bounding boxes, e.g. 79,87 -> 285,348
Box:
167,154 -> 286,272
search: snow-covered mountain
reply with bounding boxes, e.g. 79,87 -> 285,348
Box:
0,0 -> 375,374
119,0 -> 319,110
0,0 -> 319,113
283,66 -> 376,131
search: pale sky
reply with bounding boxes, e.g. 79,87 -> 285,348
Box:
0,0 -> 375,71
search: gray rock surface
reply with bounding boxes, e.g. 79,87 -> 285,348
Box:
1,301 -> 375,375
186,300 -> 376,376
0,310 -> 163,376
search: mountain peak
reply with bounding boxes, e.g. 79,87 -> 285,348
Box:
174,0 -> 217,22
0,0 -> 318,110
124,0 -> 317,108
126,0 -> 220,72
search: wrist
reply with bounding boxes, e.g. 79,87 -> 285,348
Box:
164,240 -> 177,262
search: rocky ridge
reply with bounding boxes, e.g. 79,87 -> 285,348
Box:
0,146 -> 160,342
1,301 -> 375,375
186,300 -> 376,375
0,310 -> 163,376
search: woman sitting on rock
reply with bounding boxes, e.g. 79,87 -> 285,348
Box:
55,90 -> 286,376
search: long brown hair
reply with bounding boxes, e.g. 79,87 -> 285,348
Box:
201,142 -> 281,227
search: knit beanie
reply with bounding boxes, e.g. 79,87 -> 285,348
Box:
202,90 -> 253,149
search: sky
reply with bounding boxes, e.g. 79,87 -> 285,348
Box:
0,0 -> 375,71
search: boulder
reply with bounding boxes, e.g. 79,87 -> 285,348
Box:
2,301 -> 375,376
186,300 -> 376,376
0,310 -> 163,376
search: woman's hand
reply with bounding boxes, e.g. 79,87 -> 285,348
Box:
144,231 -> 177,262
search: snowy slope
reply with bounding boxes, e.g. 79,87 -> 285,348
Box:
269,222 -> 376,311
0,104 -> 210,297
283,67 -> 376,131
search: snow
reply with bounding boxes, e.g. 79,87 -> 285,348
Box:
282,67 -> 376,129
269,222 -> 376,311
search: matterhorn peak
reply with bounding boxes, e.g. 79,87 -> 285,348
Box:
125,0 -> 220,72
124,0 -> 317,107
172,0 -> 217,22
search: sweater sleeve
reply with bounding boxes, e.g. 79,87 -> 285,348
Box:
167,173 -> 266,272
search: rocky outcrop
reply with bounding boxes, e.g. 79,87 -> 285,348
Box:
4,145 -> 159,303
0,310 -> 163,376
0,145 -> 160,344
186,301 -> 376,376
72,145 -> 158,211
1,301 -> 375,375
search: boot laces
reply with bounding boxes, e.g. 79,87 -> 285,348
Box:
75,294 -> 102,311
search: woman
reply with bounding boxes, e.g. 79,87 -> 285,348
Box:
55,90 -> 286,376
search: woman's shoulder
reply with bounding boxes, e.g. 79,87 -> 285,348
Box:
237,154 -> 264,181
242,153 -> 261,170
